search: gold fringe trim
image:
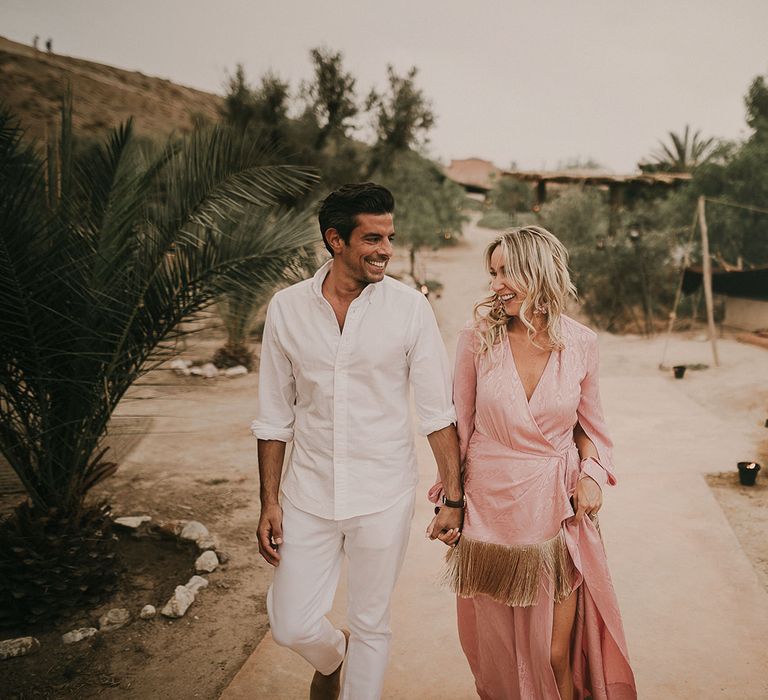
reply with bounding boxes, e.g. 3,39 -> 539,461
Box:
440,531 -> 574,608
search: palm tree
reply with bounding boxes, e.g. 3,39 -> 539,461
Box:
0,94 -> 317,626
213,207 -> 318,369
649,125 -> 716,172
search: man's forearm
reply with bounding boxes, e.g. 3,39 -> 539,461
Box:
427,425 -> 462,501
257,439 -> 287,506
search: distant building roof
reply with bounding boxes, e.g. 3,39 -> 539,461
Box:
503,169 -> 692,187
443,158 -> 502,192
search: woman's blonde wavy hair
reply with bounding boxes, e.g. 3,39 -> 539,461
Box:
473,225 -> 577,355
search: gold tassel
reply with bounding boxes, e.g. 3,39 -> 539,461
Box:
440,531 -> 574,607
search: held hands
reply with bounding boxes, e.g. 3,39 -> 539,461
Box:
573,475 -> 602,524
257,503 -> 283,566
426,505 -> 463,547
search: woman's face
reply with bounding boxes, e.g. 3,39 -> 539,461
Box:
489,245 -> 526,317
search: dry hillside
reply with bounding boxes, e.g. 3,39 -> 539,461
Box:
0,35 -> 223,144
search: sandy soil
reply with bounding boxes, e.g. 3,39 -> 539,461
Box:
3,214 -> 767,699
706,471 -> 768,592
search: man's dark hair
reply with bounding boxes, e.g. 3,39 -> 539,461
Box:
318,182 -> 395,255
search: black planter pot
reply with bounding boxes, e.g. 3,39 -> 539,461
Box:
737,462 -> 761,486
673,365 -> 686,379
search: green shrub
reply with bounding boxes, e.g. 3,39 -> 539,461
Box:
541,188 -> 684,334
477,208 -> 517,230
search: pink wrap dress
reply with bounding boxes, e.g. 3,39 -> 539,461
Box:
430,316 -> 636,700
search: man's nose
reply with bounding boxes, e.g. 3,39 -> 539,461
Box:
379,237 -> 393,257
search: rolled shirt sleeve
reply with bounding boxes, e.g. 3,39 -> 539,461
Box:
250,296 -> 296,442
406,295 -> 456,436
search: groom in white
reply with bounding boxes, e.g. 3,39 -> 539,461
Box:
252,183 -> 463,699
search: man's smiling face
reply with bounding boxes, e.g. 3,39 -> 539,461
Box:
336,212 -> 395,285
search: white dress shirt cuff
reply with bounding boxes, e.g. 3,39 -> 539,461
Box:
250,420 -> 293,442
418,412 -> 457,437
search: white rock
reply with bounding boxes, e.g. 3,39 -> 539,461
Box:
195,550 -> 219,573
185,575 -> 209,596
114,515 -> 151,529
170,359 -> 191,375
199,362 -> 219,378
160,585 -> 195,618
98,608 -> 131,631
62,627 -> 98,644
189,366 -> 204,376
0,636 -> 40,660
180,521 -> 209,542
196,534 -> 220,552
139,605 -> 156,620
224,365 -> 248,377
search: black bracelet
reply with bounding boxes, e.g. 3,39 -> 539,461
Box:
442,493 -> 466,508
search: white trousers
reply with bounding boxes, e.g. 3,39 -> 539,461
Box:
267,490 -> 416,700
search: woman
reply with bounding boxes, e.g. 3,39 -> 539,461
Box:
429,226 -> 636,700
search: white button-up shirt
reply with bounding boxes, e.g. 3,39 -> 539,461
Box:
251,259 -> 456,520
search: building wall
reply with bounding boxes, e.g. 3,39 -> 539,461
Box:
725,297 -> 768,331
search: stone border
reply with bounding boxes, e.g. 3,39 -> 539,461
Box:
0,515 -> 228,659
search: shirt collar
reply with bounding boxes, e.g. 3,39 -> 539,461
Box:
310,258 -> 334,298
310,258 -> 381,303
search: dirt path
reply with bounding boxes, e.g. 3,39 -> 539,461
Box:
222,215 -> 768,699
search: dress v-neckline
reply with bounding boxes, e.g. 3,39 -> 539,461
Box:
505,335 -> 553,406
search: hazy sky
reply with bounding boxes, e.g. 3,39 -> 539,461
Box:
3,0 -> 767,172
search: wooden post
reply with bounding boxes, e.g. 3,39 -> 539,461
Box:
698,196 -> 719,367
536,180 -> 547,206
608,183 -> 623,237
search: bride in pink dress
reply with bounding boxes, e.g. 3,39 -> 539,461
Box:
429,226 -> 636,700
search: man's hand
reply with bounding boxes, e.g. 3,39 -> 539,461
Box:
426,506 -> 463,546
257,503 -> 284,566
573,475 -> 602,524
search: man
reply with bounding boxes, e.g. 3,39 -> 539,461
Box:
252,183 -> 463,699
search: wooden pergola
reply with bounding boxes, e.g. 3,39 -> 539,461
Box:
503,169 -> 692,235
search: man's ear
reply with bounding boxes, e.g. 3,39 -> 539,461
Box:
324,228 -> 344,255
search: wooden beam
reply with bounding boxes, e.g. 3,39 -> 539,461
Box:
608,183 -> 623,237
698,196 -> 720,367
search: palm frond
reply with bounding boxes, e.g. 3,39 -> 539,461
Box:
214,206 -> 319,347
0,99 -> 319,513
652,125 -> 716,172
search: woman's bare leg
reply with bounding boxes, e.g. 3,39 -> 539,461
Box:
551,590 -> 578,700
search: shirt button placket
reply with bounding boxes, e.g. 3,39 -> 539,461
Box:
333,306 -> 357,520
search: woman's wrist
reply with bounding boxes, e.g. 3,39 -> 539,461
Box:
579,456 -> 608,488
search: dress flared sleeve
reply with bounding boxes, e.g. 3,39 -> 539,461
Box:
576,333 -> 617,487
453,325 -> 478,467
